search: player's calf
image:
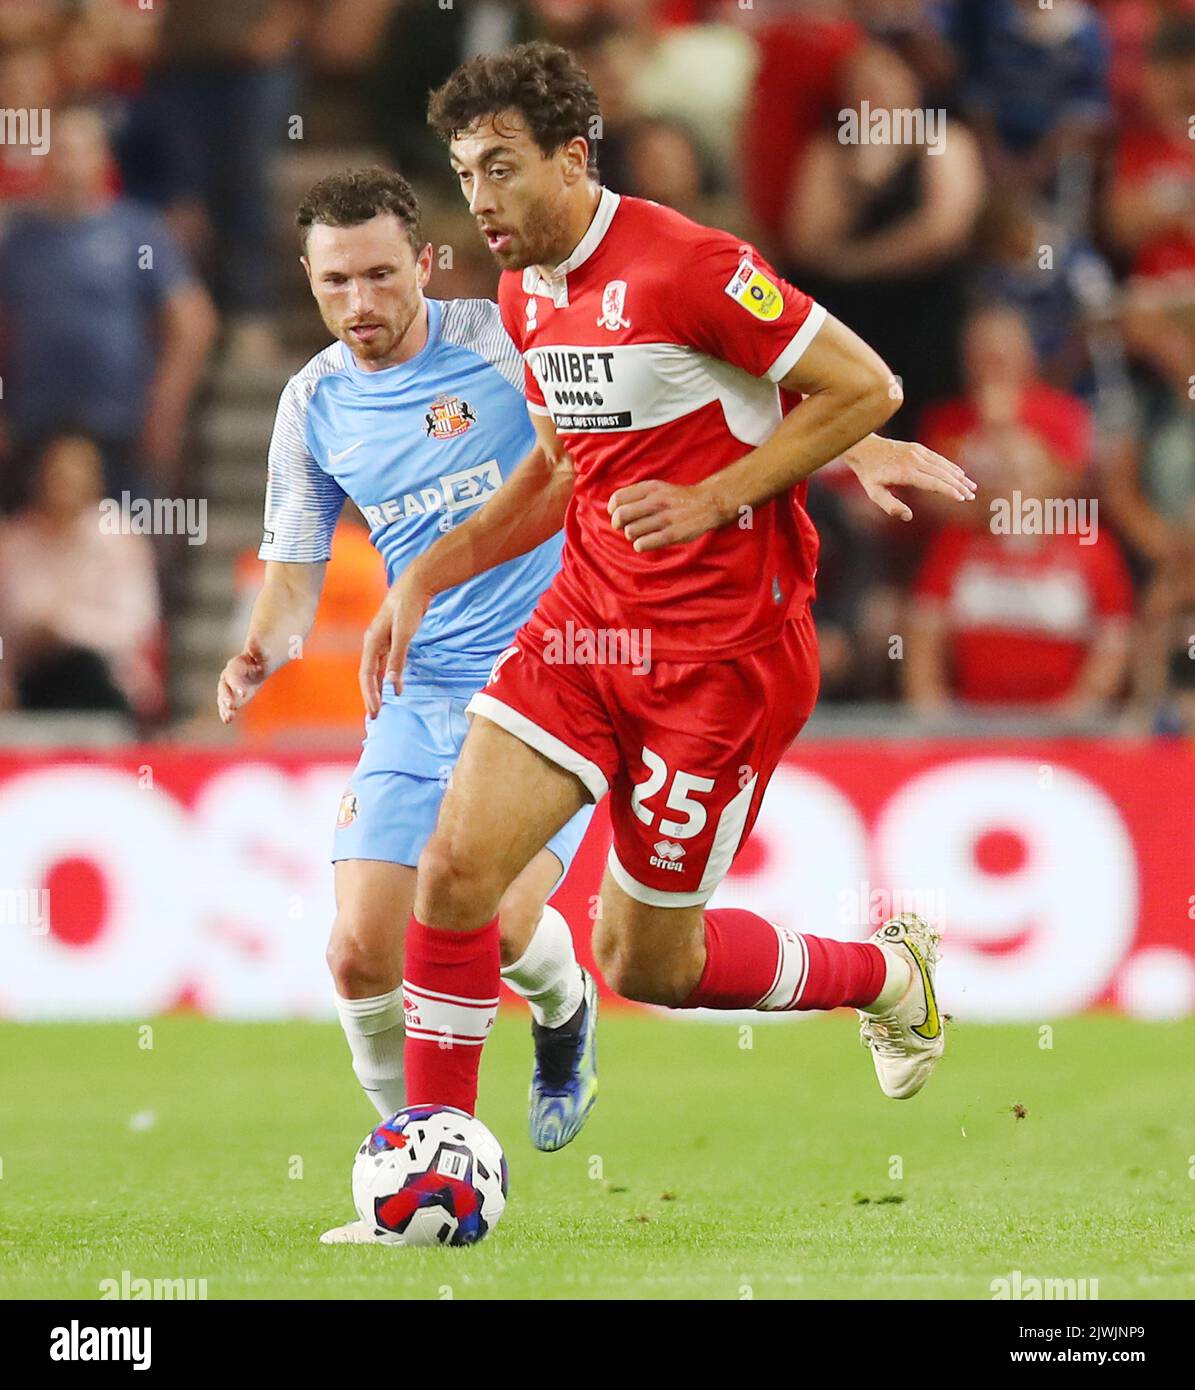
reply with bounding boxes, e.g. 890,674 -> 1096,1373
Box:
591,896 -> 706,1006
327,861 -> 417,1120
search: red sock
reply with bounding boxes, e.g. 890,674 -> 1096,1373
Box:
681,908 -> 886,1012
402,914 -> 500,1114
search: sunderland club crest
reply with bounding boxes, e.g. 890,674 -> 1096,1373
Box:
424,394 -> 477,440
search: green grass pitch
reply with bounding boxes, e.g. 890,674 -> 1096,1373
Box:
1,1012 -> 1192,1300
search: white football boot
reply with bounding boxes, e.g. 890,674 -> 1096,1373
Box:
857,913 -> 944,1099
319,1219 -> 383,1245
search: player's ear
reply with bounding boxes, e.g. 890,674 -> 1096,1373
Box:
299,255 -> 313,289
415,241 -> 434,285
560,136 -> 590,186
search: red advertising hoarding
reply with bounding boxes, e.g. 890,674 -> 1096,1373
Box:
0,741 -> 1190,1020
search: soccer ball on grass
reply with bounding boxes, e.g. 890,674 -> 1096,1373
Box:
351,1105 -> 508,1246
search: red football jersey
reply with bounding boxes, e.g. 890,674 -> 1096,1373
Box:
497,189 -> 827,661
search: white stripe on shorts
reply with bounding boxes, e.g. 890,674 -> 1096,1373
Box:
696,772 -> 758,898
466,691 -> 609,802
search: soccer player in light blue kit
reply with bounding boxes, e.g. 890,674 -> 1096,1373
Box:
217,170 -> 598,1240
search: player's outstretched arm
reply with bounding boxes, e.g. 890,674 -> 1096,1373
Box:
217,560 -> 326,724
609,314 -> 975,551
359,415 -> 574,716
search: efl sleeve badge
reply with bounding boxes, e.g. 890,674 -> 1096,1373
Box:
723,257 -> 784,321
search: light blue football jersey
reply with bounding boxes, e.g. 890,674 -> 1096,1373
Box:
259,296 -> 561,699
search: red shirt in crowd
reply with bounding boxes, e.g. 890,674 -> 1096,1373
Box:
1114,122 -> 1195,280
913,525 -> 1134,705
920,383 -> 1093,476
740,15 -> 864,247
1093,0 -> 1195,124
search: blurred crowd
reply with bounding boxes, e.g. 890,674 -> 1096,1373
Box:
1,0 -> 1194,735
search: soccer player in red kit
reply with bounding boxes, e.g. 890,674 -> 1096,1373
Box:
360,43 -> 977,1129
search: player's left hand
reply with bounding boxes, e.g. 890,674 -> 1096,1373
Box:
845,436 -> 977,521
607,480 -> 724,552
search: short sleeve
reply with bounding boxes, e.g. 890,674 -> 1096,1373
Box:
522,360 -> 548,415
498,272 -> 548,414
258,376 -> 346,563
666,230 -> 826,383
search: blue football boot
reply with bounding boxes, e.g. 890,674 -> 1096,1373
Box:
528,967 -> 598,1151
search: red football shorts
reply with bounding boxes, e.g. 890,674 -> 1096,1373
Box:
466,603 -> 820,906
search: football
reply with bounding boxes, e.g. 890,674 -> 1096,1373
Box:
351,1105 -> 508,1246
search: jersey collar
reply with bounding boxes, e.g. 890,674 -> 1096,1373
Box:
522,185 -> 620,307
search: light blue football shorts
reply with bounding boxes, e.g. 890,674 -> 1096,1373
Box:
332,690 -> 594,887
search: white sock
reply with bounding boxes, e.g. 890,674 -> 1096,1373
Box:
501,904 -> 584,1029
335,987 -> 406,1118
859,946 -> 914,1014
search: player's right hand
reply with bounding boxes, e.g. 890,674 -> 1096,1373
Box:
359,574 -> 432,718
217,643 -> 269,724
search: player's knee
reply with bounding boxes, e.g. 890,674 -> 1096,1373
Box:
326,914 -> 396,998
416,834 -> 507,928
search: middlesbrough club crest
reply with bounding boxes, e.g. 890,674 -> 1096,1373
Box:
596,279 -> 630,331
424,394 -> 476,440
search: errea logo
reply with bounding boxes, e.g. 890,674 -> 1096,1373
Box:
360,459 -> 501,528
650,840 -> 685,872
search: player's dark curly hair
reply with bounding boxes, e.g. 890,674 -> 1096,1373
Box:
296,167 -> 422,254
427,41 -> 600,170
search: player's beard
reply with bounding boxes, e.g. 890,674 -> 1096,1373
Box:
495,192 -> 576,272
331,295 -> 420,366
